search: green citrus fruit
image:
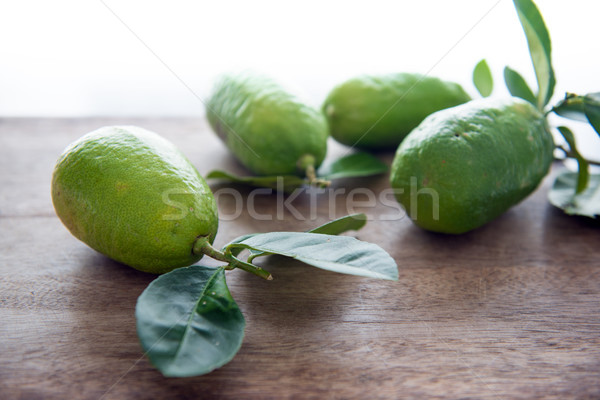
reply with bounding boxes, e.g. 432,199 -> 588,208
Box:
322,73 -> 471,150
206,72 -> 328,176
390,97 -> 554,234
51,126 -> 219,273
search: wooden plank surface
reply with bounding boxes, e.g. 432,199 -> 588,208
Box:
1,118 -> 599,400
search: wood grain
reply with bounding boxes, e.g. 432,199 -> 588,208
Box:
1,118 -> 599,400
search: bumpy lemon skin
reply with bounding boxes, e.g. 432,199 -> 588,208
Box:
323,73 -> 471,150
51,126 -> 219,273
206,72 -> 329,176
390,98 -> 554,234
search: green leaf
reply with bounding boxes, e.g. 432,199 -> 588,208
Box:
551,93 -> 600,138
136,266 -> 245,377
206,170 -> 305,193
472,59 -> 493,97
557,126 -> 589,194
584,92 -> 600,137
226,232 -> 399,281
309,213 -> 367,235
226,213 -> 369,262
552,94 -> 587,121
549,170 -> 600,218
317,152 -> 388,180
513,0 -> 555,108
503,66 -> 537,105
248,213 -> 368,262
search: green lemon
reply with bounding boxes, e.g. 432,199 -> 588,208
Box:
51,126 -> 219,273
206,72 -> 328,176
322,73 -> 471,150
390,97 -> 554,234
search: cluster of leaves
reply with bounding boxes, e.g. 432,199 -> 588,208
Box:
472,0 -> 599,218
136,214 -> 398,377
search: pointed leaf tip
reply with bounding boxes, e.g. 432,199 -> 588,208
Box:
513,0 -> 555,108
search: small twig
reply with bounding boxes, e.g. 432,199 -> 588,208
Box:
193,237 -> 272,280
297,154 -> 330,188
305,164 -> 331,188
556,145 -> 600,166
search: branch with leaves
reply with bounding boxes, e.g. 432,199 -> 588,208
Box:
207,152 -> 388,193
471,0 -> 599,218
136,214 -> 398,377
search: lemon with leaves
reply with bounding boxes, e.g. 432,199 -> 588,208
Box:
390,97 -> 554,233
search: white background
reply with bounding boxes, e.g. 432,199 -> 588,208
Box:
0,1 -> 599,156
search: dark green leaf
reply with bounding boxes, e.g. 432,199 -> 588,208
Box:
552,94 -> 587,121
552,93 -> 600,137
503,66 -> 537,105
513,0 -> 555,108
226,232 -> 399,281
557,126 -> 589,193
317,152 -> 387,180
136,266 -> 245,377
206,170 -> 305,193
472,59 -> 493,97
549,170 -> 600,218
584,93 -> 600,137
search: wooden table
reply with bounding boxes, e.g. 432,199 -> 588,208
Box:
2,118 -> 599,399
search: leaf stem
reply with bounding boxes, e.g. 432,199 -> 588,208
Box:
224,250 -> 273,281
556,145 -> 600,166
193,237 -> 273,280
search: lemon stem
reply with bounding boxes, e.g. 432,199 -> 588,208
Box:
193,237 -> 272,280
298,154 -> 330,188
305,163 -> 318,183
306,165 -> 331,188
